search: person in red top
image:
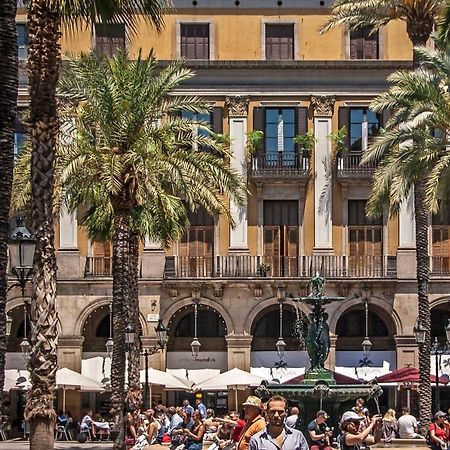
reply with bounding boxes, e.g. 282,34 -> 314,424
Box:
215,411 -> 246,443
430,411 -> 449,450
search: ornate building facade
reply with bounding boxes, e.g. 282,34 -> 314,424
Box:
9,0 -> 450,415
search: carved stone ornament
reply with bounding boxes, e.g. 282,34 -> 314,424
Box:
225,96 -> 250,117
311,95 -> 335,117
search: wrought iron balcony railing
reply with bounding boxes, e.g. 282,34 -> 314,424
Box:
251,152 -> 310,179
336,153 -> 377,176
164,255 -> 397,279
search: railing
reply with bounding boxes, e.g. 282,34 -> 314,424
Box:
85,256 -> 112,277
431,256 -> 450,275
337,153 -> 377,175
164,255 -> 397,279
251,152 -> 310,177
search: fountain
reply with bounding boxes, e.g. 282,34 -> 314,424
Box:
255,273 -> 383,430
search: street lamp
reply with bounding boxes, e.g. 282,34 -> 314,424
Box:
142,319 -> 169,409
9,217 -> 36,296
105,303 -> 113,358
6,313 -> 12,339
276,300 -> 286,360
190,300 -> 201,358
413,321 -> 427,346
125,324 -> 135,347
361,299 -> 372,358
19,304 -> 31,361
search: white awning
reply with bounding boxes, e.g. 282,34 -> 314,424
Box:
167,368 -> 221,386
197,367 -> 266,391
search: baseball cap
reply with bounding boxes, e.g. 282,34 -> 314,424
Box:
317,410 -> 328,418
242,395 -> 262,410
435,411 -> 447,419
341,411 -> 365,422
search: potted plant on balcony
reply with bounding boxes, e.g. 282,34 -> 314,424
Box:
246,130 -> 264,161
328,126 -> 348,158
294,131 -> 317,157
258,262 -> 271,277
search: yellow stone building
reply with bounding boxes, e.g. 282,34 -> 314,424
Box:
8,0 -> 449,419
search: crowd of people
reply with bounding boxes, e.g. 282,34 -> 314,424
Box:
64,395 -> 450,449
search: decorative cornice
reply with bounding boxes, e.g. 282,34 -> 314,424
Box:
226,95 -> 250,117
311,95 -> 335,117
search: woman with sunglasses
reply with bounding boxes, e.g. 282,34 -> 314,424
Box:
429,411 -> 449,450
338,411 -> 382,450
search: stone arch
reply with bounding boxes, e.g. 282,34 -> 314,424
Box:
6,295 -> 32,313
165,297 -> 228,352
329,295 -> 401,336
243,297 -> 311,336
162,296 -> 234,336
250,302 -> 308,352
6,302 -> 31,353
75,297 -> 148,338
430,297 -> 450,343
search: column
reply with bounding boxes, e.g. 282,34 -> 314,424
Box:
326,333 -> 338,371
397,188 -> 417,278
226,334 -> 252,371
226,96 -> 249,253
312,96 -> 335,253
141,237 -> 165,278
58,206 -> 82,278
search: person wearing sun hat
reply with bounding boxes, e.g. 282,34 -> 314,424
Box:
237,396 -> 266,450
429,411 -> 449,450
338,410 -> 382,450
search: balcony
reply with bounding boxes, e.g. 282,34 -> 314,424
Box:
431,256 -> 450,276
85,256 -> 112,277
336,153 -> 377,180
251,152 -> 310,182
164,255 -> 397,279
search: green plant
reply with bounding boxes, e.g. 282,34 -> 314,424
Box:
259,262 -> 271,274
294,131 -> 317,154
246,130 -> 264,158
210,132 -> 231,147
328,126 -> 348,156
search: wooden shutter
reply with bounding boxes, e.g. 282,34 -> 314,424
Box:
338,107 -> 350,148
296,107 -> 308,135
181,24 -> 209,60
212,107 -> 223,133
265,24 -> 294,60
381,109 -> 391,128
253,107 -> 265,154
350,30 -> 363,60
363,31 -> 379,59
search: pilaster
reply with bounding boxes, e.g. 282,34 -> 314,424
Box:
326,333 -> 337,371
226,334 -> 253,371
57,336 -> 84,373
57,206 -> 82,279
226,96 -> 250,253
312,95 -> 335,254
141,238 -> 165,278
395,335 -> 418,369
397,188 -> 417,278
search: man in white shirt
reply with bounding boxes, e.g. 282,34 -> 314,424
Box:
285,407 -> 300,429
398,406 -> 423,439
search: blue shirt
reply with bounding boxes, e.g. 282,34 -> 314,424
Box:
168,413 -> 183,434
197,402 -> 207,419
184,404 -> 194,415
249,425 -> 309,450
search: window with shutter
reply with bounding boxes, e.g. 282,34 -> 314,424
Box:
17,24 -> 27,61
94,23 -> 125,58
181,23 -> 210,60
263,201 -> 298,276
265,108 -> 296,166
179,207 -> 214,276
265,24 -> 294,61
350,28 -> 379,60
349,108 -> 380,153
348,200 -> 382,276
92,241 -> 112,276
432,208 -> 450,273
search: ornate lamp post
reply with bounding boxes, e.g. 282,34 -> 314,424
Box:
6,313 -> 12,340
143,319 -> 169,409
276,300 -> 286,360
190,299 -> 201,358
414,320 -> 450,412
105,303 -> 114,359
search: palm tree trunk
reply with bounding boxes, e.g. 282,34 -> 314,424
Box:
25,1 -> 61,448
408,31 -> 432,431
415,179 -> 432,429
0,0 -> 18,395
125,231 -> 142,411
111,206 -> 132,450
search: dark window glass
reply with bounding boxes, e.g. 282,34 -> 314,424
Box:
349,108 -> 380,152
336,310 -> 388,337
175,310 -> 226,337
95,23 -> 125,58
348,200 -> 382,226
252,309 -> 298,337
95,315 -> 111,337
350,27 -> 379,60
264,108 -> 296,156
265,24 -> 294,60
17,24 -> 27,60
180,24 -> 210,60
181,110 -> 212,152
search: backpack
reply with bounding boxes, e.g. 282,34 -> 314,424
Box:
293,416 -> 302,431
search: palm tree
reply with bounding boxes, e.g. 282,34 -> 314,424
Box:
24,1 -> 168,447
0,0 -> 18,395
322,0 -> 447,427
57,50 -> 245,447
